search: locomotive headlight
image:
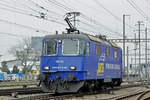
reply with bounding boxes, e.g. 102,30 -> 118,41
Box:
58,40 -> 61,43
70,66 -> 76,70
43,66 -> 50,70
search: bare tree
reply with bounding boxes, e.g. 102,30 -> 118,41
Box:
9,38 -> 41,74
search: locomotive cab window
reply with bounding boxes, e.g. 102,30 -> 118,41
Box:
44,40 -> 57,55
114,49 -> 118,58
87,42 -> 90,56
62,39 -> 79,55
96,45 -> 100,55
79,40 -> 86,55
106,47 -> 110,57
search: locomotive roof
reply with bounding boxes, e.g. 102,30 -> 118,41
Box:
44,34 -> 89,40
44,34 -> 121,49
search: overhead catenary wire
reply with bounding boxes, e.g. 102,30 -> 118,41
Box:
0,18 -> 52,34
29,0 -> 62,17
46,0 -> 73,12
53,0 -> 123,36
14,0 -> 43,15
126,0 -> 150,22
0,0 -> 41,18
28,0 -> 115,36
0,6 -> 39,18
58,0 -> 103,33
0,0 -> 38,15
78,27 -> 98,35
55,0 -> 124,38
81,14 -> 123,37
0,32 -> 23,37
66,0 -> 135,33
79,20 -> 118,36
79,20 -> 122,36
27,0 -> 123,37
79,21 -> 101,31
0,8 -> 93,35
0,0 -> 131,38
5,0 -> 67,26
0,0 -> 59,21
130,0 -> 148,18
93,0 -> 136,30
0,3 -> 67,28
94,0 -> 121,21
11,0 -> 63,22
0,2 -> 94,35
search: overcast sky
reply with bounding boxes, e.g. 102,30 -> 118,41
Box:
0,0 -> 149,57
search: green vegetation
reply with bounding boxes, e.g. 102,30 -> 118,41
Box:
12,65 -> 19,73
1,61 -> 10,73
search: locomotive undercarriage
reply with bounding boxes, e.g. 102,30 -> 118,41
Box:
41,77 -> 122,93
41,80 -> 85,93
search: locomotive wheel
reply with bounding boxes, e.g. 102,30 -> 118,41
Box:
89,82 -> 96,93
49,82 -> 57,91
112,78 -> 122,86
116,80 -> 121,86
41,81 -> 57,93
41,82 -> 51,92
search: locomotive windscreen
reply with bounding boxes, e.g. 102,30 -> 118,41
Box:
44,40 -> 57,55
43,39 -> 87,56
62,39 -> 79,55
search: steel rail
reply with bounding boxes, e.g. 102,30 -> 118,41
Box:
7,81 -> 150,100
136,89 -> 150,100
0,87 -> 42,96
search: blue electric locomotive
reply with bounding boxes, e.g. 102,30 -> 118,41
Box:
40,33 -> 122,93
39,13 -> 122,93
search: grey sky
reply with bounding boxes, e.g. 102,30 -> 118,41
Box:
0,0 -> 149,57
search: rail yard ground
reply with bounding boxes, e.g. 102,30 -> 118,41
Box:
0,80 -> 39,87
0,80 -> 150,100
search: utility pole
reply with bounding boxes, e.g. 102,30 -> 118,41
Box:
131,55 -> 133,78
145,27 -> 148,78
136,21 -> 144,79
123,15 -> 125,77
131,55 -> 133,69
134,33 -> 137,75
127,46 -> 129,80
123,14 -> 130,78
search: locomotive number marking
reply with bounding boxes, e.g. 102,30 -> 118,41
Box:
97,63 -> 104,75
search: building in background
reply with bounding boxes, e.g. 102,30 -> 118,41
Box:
5,60 -> 22,72
31,37 -> 43,52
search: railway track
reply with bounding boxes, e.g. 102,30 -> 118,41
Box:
7,81 -> 150,100
137,90 -> 150,100
0,81 -> 39,87
0,87 -> 42,96
113,89 -> 150,100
